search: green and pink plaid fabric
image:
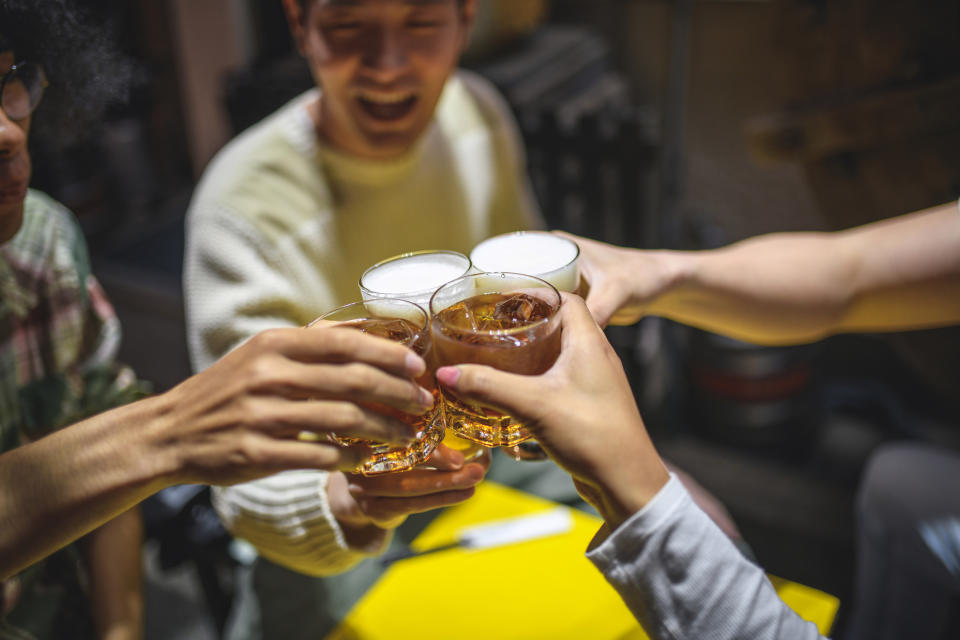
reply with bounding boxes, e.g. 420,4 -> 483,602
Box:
0,189 -> 147,639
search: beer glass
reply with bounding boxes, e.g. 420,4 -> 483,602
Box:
358,250 -> 485,459
470,231 -> 583,296
430,272 -> 562,448
470,231 -> 581,458
310,299 -> 444,475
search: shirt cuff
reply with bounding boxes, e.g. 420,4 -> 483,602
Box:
586,473 -> 687,566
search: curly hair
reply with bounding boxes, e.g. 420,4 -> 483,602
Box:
0,0 -> 134,143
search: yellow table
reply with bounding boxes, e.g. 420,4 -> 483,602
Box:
327,482 -> 838,640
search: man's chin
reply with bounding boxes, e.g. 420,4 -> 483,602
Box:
356,130 -> 425,160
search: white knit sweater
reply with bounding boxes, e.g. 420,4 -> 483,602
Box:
184,71 -> 541,575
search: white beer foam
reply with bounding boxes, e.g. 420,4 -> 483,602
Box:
471,232 -> 579,292
362,253 -> 470,307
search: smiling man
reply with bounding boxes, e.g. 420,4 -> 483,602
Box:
183,0 -> 541,637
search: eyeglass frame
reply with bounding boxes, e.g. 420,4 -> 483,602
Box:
1,60 -> 48,121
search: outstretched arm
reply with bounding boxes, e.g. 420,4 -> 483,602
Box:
0,325 -> 430,579
436,296 -> 826,639
570,200 -> 960,344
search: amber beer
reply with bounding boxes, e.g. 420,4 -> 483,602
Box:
430,273 -> 562,448
470,231 -> 584,296
311,299 -> 443,475
470,232 -> 580,459
358,251 -> 485,456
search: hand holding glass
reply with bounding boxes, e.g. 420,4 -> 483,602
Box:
470,231 -> 581,458
430,272 -> 562,448
311,299 -> 444,475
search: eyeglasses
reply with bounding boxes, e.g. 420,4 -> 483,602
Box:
1,61 -> 47,121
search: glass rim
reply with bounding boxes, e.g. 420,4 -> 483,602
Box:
358,249 -> 473,299
308,298 -> 428,329
429,271 -> 561,337
469,231 -> 580,277
1,60 -> 47,122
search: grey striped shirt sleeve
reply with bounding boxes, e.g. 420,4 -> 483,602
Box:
587,474 -> 827,640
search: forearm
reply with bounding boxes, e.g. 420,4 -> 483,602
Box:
0,396 -> 174,579
649,233 -> 856,345
82,507 -> 145,640
649,202 -> 960,344
588,476 -> 825,640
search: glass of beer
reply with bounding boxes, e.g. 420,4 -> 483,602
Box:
430,272 -> 562,448
470,231 -> 581,459
359,250 -> 487,458
470,231 -> 584,296
310,299 -> 444,475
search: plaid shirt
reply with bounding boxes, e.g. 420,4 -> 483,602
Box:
0,190 -> 147,639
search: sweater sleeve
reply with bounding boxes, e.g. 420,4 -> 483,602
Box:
586,475 -> 827,640
184,198 -> 373,575
212,472 -> 391,577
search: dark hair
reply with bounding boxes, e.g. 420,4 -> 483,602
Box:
0,0 -> 134,142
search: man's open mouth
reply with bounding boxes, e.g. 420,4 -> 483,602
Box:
356,91 -> 418,122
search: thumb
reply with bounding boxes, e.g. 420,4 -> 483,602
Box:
582,279 -> 624,328
435,364 -> 545,423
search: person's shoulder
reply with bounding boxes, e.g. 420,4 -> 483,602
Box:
189,90 -> 331,230
9,190 -> 93,281
195,90 -> 322,197
437,70 -> 516,136
21,189 -> 86,252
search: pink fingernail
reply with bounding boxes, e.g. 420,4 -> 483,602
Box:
436,366 -> 460,387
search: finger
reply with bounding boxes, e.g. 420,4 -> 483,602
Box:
552,230 -> 587,246
218,436 -> 364,480
282,399 -> 419,445
347,463 -> 485,498
354,488 -> 478,524
557,292 -> 607,341
436,362 -> 542,422
283,360 -> 434,414
279,325 -> 427,378
583,282 -> 620,327
423,444 -> 466,471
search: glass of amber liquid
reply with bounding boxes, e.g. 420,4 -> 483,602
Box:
470,231 -> 583,459
310,299 -> 444,475
358,250 -> 486,459
429,272 -> 562,448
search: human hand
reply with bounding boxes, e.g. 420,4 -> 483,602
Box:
156,325 -> 434,486
327,444 -> 489,535
436,294 -> 669,529
555,231 -> 681,327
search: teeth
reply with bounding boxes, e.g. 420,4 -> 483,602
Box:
357,91 -> 415,105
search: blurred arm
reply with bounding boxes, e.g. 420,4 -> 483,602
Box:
653,202 -> 960,343
619,202 -> 960,344
0,399 -> 171,580
82,507 -> 144,640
